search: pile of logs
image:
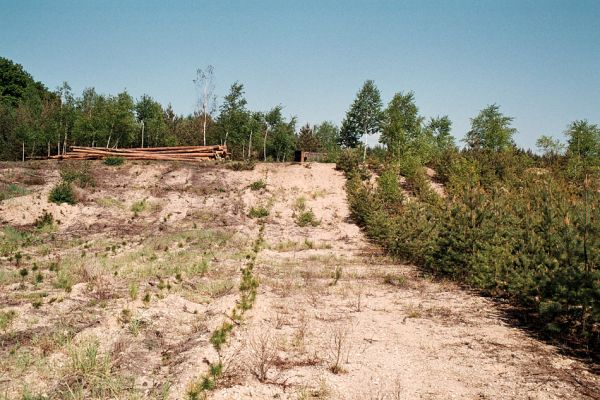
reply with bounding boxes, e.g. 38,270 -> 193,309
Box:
51,145 -> 228,161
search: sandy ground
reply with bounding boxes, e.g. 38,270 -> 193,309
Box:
0,161 -> 597,400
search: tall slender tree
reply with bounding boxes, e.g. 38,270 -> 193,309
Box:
193,65 -> 216,146
339,80 -> 383,160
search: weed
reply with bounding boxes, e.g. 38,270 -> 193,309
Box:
49,182 -> 77,205
383,273 -> 407,288
60,338 -> 125,398
104,157 -> 125,166
248,206 -> 269,218
60,162 -> 95,187
328,323 -> 350,374
131,199 -> 148,215
248,329 -> 278,382
249,179 -> 267,191
128,282 -> 139,301
331,266 -> 342,285
0,310 -> 16,331
34,211 -> 54,230
129,319 -> 142,336
0,183 -> 28,201
55,270 -> 74,292
296,210 -> 320,227
295,196 -> 307,211
227,160 -> 256,171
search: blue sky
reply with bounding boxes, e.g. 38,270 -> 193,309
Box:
1,0 -> 599,149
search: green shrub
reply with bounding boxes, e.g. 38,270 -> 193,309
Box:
296,210 -> 320,227
49,182 -> 77,205
0,310 -> 16,331
131,200 -> 148,215
249,179 -> 267,191
34,211 -> 54,229
248,206 -> 269,218
103,157 -> 124,166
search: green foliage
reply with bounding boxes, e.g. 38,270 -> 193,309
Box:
34,211 -> 54,229
48,182 -> 76,205
249,179 -> 267,191
296,210 -> 320,227
103,156 -> 124,166
465,104 -> 516,151
131,199 -> 148,215
297,123 -> 321,152
0,310 -> 16,331
248,206 -> 269,218
345,148 -> 600,353
0,183 -> 28,201
339,80 -> 383,149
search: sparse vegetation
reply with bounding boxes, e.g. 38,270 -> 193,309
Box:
296,209 -> 320,227
49,181 -> 77,205
249,179 -> 267,191
0,183 -> 28,201
103,156 -> 125,166
248,206 -> 269,218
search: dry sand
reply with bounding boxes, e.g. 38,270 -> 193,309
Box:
0,161 -> 597,399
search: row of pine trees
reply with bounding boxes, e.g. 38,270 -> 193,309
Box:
339,81 -> 599,356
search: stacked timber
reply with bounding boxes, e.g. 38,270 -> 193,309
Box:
51,145 -> 228,161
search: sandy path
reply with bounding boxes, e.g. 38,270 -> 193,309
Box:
213,163 -> 598,400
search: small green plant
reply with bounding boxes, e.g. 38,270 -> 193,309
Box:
129,282 -> 139,301
383,273 -> 407,287
0,310 -> 16,331
248,206 -> 269,218
296,209 -> 320,227
331,266 -> 342,285
142,292 -> 151,304
49,182 -> 77,205
19,267 -> 29,279
294,196 -> 307,211
210,322 -> 234,351
55,270 -> 74,292
34,211 -> 54,230
249,179 -> 267,191
103,157 -> 124,166
35,272 -> 43,284
131,199 -> 148,215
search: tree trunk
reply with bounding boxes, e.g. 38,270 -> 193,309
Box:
263,130 -> 268,162
141,120 -> 145,148
202,112 -> 207,146
248,130 -> 253,159
47,142 -> 50,158
22,142 -> 25,162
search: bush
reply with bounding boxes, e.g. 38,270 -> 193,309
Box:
49,182 -> 77,205
103,157 -> 124,166
34,211 -> 54,229
296,209 -> 320,227
249,179 -> 267,191
248,206 -> 269,218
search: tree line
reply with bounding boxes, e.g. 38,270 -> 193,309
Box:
338,81 -> 599,356
0,57 -> 340,161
